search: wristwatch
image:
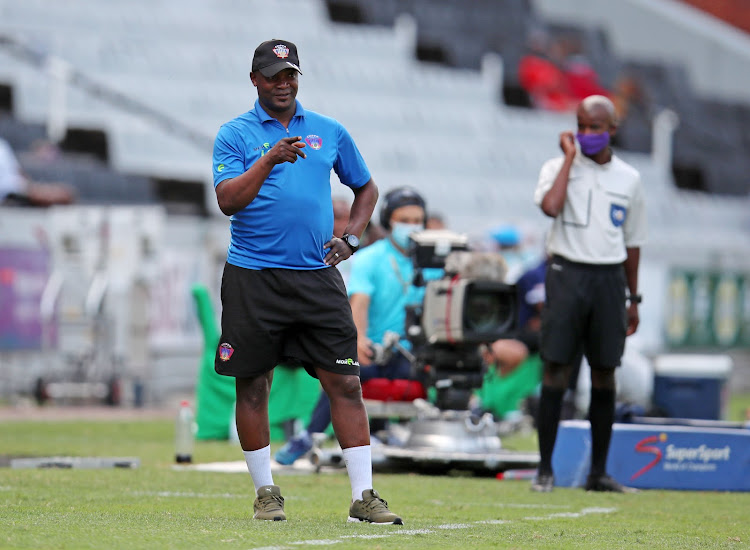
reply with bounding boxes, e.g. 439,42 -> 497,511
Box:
628,293 -> 643,304
341,233 -> 360,253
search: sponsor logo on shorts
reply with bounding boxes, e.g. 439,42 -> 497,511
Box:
219,343 -> 234,361
217,164 -> 225,172
335,357 -> 360,366
305,135 -> 322,150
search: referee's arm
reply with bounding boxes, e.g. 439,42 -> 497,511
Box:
540,133 -> 577,217
624,247 -> 640,335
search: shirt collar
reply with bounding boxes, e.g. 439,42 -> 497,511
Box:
576,151 -> 615,169
253,99 -> 306,123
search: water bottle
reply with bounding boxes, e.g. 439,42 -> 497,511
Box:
175,400 -> 195,463
495,469 -> 537,481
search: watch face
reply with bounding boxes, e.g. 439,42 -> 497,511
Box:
346,234 -> 360,248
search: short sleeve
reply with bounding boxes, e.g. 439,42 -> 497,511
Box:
534,157 -> 563,207
623,177 -> 647,247
212,125 -> 246,187
333,124 -> 370,189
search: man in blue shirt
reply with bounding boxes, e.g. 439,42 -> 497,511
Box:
212,39 -> 402,524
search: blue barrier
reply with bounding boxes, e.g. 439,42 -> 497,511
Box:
553,420 -> 750,491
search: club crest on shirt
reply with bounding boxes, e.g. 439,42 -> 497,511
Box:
305,135 -> 322,150
273,44 -> 289,59
610,204 -> 627,227
218,343 -> 234,361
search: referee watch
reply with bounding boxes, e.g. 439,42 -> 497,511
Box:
341,233 -> 360,253
627,293 -> 643,304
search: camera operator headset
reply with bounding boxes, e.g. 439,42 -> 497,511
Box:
347,186 -> 443,380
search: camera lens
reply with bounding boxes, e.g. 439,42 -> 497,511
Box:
464,289 -> 513,333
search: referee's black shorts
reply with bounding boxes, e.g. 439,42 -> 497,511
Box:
214,263 -> 359,379
540,255 -> 627,369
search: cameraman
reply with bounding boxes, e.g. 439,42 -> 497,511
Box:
276,187 -> 441,464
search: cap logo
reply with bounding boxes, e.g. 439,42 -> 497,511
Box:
272,44 -> 290,59
305,135 -> 322,150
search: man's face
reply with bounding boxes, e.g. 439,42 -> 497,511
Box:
576,104 -> 615,137
389,204 -> 425,228
250,68 -> 299,114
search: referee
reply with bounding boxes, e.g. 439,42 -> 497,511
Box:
531,95 -> 647,493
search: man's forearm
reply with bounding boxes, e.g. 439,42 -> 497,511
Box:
346,179 -> 379,237
624,247 -> 640,296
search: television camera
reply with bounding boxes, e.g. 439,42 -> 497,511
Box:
311,230 -> 540,473
404,229 -> 518,411
339,230 -> 541,473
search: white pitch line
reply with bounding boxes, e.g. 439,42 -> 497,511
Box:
288,540 -> 342,546
131,490 -> 244,499
492,503 -> 571,509
247,506 -> 618,549
476,519 -> 512,524
522,507 -> 617,521
339,534 -> 391,539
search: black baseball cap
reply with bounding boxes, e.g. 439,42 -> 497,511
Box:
251,39 -> 302,77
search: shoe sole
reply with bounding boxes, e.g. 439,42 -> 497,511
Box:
253,515 -> 286,521
347,516 -> 403,525
585,486 -> 639,494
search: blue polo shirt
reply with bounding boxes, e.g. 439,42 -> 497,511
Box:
347,238 -> 443,346
212,100 -> 370,270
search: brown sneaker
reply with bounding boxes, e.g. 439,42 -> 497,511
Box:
530,471 -> 554,493
253,485 -> 286,521
348,489 -> 403,525
585,474 -> 639,493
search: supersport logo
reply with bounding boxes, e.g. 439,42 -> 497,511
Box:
630,433 -> 667,481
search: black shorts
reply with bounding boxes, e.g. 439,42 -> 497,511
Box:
540,256 -> 627,368
214,263 -> 359,378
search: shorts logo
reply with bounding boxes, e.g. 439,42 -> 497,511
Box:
273,44 -> 290,59
219,343 -> 234,362
610,204 -> 627,227
217,164 -> 225,172
305,135 -> 322,150
335,357 -> 360,366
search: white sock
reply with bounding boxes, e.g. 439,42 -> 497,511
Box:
243,446 -> 274,494
342,445 -> 372,501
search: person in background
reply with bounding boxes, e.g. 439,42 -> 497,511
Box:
518,29 -> 612,113
212,38 -> 402,524
473,256 -> 546,421
0,136 -> 74,206
360,221 -> 386,247
489,224 -> 535,283
425,211 -> 446,230
531,94 -> 646,493
275,187 -> 441,462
